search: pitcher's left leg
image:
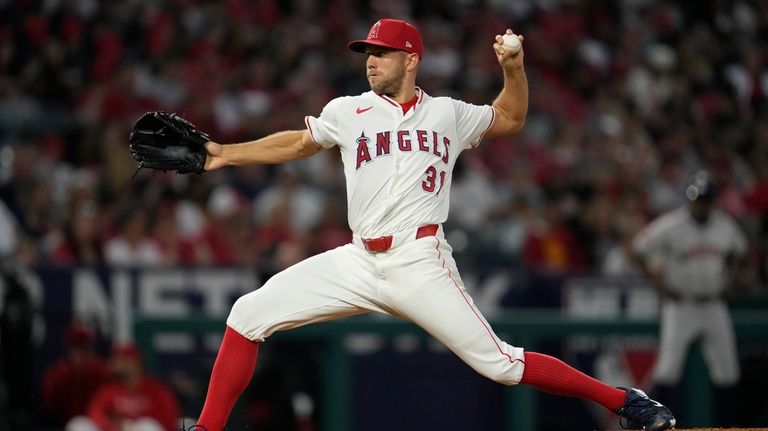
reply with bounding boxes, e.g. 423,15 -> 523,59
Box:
383,236 -> 525,384
383,236 -> 673,429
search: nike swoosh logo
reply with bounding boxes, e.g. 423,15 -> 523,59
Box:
356,106 -> 373,114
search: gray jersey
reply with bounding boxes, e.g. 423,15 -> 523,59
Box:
632,206 -> 747,298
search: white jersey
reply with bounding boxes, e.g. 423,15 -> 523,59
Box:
632,206 -> 747,297
305,88 -> 494,238
231,89 -> 526,388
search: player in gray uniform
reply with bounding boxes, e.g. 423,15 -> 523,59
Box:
632,170 -> 747,425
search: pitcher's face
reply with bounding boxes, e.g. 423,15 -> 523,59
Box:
365,46 -> 408,97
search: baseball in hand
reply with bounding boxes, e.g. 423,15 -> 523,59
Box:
501,33 -> 522,54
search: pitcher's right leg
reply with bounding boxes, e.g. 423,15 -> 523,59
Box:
197,244 -> 385,431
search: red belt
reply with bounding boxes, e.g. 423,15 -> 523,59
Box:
361,224 -> 439,253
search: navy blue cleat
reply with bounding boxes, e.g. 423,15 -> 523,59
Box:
615,387 -> 676,430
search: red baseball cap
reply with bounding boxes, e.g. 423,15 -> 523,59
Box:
348,19 -> 423,58
112,343 -> 142,361
66,321 -> 96,348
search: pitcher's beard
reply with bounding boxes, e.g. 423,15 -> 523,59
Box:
369,69 -> 405,98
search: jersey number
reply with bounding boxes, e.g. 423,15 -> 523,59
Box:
422,166 -> 446,194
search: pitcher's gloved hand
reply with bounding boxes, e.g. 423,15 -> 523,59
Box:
128,111 -> 210,174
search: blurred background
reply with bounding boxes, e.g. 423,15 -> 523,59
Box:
1,0 -> 768,430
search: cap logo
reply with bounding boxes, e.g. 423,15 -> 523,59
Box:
405,41 -> 413,48
368,21 -> 381,39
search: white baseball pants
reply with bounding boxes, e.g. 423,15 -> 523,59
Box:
653,300 -> 740,386
227,225 -> 526,385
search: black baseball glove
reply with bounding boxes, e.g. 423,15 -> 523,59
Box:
128,111 -> 210,174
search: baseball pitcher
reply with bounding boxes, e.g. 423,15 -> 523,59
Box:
130,19 -> 675,431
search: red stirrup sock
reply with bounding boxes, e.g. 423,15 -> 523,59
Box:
197,326 -> 260,431
519,351 -> 626,412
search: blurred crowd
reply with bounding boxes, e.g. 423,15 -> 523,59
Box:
1,0 -> 768,287
41,322 -> 181,431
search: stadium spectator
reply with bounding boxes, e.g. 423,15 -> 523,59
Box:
50,200 -> 103,266
42,321 -> 109,427
103,208 -> 163,267
253,169 -> 325,235
522,191 -> 587,273
195,185 -> 255,266
306,201 -> 352,255
150,201 -> 198,266
66,344 -> 181,431
647,156 -> 688,217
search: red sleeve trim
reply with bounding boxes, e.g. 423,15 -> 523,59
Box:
304,116 -> 322,147
473,106 -> 496,148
